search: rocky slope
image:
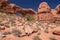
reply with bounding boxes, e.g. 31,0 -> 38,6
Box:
0,12 -> 60,40
0,0 -> 60,40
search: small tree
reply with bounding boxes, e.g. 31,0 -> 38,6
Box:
25,14 -> 35,22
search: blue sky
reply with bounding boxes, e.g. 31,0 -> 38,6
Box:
9,0 -> 60,11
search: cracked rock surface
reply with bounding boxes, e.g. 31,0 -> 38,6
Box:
0,12 -> 60,40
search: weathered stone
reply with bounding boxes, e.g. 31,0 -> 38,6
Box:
38,2 -> 51,13
51,9 -> 57,16
53,30 -> 60,35
51,6 -> 60,22
0,26 -> 5,30
55,4 -> 60,12
37,13 -> 55,23
24,25 -> 33,35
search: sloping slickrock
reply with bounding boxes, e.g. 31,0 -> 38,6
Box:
53,30 -> 60,35
53,27 -> 60,35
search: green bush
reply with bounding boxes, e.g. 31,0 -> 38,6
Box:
25,14 -> 35,22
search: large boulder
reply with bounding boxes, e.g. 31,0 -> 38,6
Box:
53,30 -> 60,35
38,2 -> 51,13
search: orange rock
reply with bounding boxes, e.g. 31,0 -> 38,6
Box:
53,30 -> 60,35
0,26 -> 5,30
37,13 -> 55,23
38,2 -> 51,13
51,5 -> 60,22
55,4 -> 60,12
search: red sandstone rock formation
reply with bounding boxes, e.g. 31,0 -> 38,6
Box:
37,13 -> 55,23
38,2 -> 51,13
55,4 -> 60,12
16,8 -> 37,16
0,0 -> 9,9
51,4 -> 60,17
51,5 -> 60,22
0,0 -> 37,17
0,0 -> 60,23
37,2 -> 55,23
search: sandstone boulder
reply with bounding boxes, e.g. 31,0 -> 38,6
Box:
38,2 -> 51,13
53,31 -> 60,35
24,25 -> 33,35
0,26 -> 5,30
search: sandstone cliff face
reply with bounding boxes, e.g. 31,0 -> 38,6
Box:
0,0 -> 37,17
37,13 -> 55,23
38,2 -> 51,13
55,4 -> 60,12
37,2 -> 55,23
51,5 -> 60,23
0,0 -> 60,23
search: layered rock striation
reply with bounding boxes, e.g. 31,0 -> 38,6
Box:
0,0 -> 60,23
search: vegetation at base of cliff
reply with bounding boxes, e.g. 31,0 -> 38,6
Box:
0,9 -> 5,13
25,14 -> 36,22
12,29 -> 22,37
33,36 -> 41,40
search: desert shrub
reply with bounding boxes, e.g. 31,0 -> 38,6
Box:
55,21 -> 60,24
9,20 -> 16,26
0,33 -> 6,38
12,29 -> 22,37
44,29 -> 49,33
2,31 -> 11,35
4,22 -> 10,28
33,36 -> 41,40
0,23 -> 4,26
44,26 -> 49,33
25,14 -> 35,22
0,9 -> 5,13
49,36 -> 56,40
37,33 -> 41,35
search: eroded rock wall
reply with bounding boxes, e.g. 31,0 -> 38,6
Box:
0,0 -> 60,23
